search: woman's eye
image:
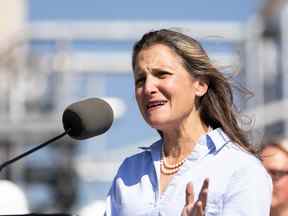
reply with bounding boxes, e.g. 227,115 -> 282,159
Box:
158,71 -> 171,78
135,77 -> 145,86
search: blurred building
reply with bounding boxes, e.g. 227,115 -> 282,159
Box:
0,0 -> 288,214
244,0 -> 288,138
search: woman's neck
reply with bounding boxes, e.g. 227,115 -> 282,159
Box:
162,118 -> 209,159
271,204 -> 288,216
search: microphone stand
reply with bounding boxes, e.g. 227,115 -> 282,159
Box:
0,130 -> 70,172
0,129 -> 78,216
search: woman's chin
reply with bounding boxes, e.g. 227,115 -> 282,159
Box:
145,118 -> 170,130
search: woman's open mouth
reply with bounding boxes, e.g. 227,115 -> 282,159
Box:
146,100 -> 167,111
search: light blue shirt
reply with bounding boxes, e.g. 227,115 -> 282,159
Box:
105,128 -> 272,215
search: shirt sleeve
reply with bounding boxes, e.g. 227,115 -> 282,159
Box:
104,156 -> 133,216
104,186 -> 113,216
222,162 -> 272,216
104,166 -> 122,216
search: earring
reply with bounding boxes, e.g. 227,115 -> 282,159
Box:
196,92 -> 204,97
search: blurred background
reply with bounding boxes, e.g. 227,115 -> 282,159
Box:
0,0 -> 287,215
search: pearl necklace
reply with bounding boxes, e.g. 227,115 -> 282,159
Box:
160,145 -> 186,175
160,126 -> 213,175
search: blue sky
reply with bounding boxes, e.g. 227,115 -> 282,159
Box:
28,0 -> 262,22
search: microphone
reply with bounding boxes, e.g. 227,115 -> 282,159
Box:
0,97 -> 114,172
62,97 -> 114,140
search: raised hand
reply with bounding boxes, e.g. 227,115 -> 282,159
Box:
181,178 -> 209,216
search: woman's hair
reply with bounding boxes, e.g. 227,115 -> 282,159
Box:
132,29 -> 255,154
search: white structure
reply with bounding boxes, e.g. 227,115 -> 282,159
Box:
0,180 -> 29,214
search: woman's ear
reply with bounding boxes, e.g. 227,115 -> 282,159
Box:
193,79 -> 208,97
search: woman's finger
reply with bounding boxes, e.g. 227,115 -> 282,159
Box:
199,178 -> 209,194
199,188 -> 208,211
198,178 -> 209,210
185,182 -> 194,206
195,201 -> 204,216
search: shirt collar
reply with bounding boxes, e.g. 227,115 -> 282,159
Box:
139,127 -> 231,160
206,127 -> 231,152
184,128 -> 229,160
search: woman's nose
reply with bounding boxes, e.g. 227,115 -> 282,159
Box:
144,77 -> 157,95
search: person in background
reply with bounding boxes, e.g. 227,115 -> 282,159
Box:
105,29 -> 272,215
261,138 -> 288,216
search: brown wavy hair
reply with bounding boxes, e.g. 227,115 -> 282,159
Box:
132,29 -> 255,154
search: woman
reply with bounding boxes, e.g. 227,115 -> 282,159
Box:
261,138 -> 288,216
105,29 -> 272,215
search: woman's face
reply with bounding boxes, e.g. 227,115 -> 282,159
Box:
262,146 -> 288,208
133,44 -> 206,131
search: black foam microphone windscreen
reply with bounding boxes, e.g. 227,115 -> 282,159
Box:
62,98 -> 113,140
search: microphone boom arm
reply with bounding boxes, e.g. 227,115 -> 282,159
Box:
0,130 -> 70,172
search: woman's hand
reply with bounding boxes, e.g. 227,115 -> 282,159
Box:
181,178 -> 209,216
